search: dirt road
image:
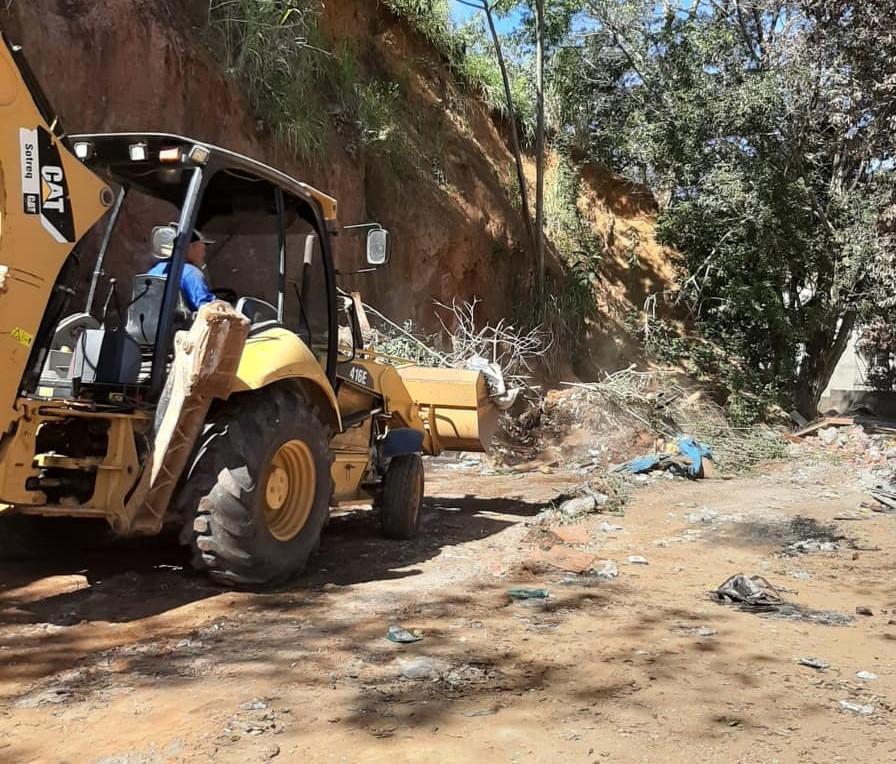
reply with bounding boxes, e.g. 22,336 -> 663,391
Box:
1,455 -> 894,763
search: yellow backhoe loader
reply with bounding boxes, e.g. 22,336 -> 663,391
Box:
0,36 -> 503,586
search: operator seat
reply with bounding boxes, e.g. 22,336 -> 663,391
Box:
125,274 -> 192,347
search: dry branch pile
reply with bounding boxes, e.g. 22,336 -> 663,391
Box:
494,367 -> 786,471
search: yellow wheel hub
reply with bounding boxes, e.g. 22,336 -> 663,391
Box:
263,439 -> 317,541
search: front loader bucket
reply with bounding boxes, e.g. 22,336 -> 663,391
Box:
395,366 -> 499,453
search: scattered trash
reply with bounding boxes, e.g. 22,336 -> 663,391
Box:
595,561 -> 619,579
614,436 -> 713,479
530,546 -> 596,574
784,538 -> 841,554
397,656 -> 450,681
798,657 -> 830,670
713,574 -> 784,609
838,700 -> 874,716
225,699 -> 283,737
856,606 -> 874,616
626,555 -> 649,565
550,524 -> 590,545
695,627 -> 717,637
386,624 -> 423,644
856,671 -> 878,681
507,588 -> 549,600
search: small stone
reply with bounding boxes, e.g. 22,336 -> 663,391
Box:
856,671 -> 878,681
559,493 -> 608,517
598,521 -> 623,533
263,744 -> 281,759
790,571 -> 812,581
856,606 -> 874,616
695,627 -> 717,637
626,555 -> 649,565
322,583 -> 338,591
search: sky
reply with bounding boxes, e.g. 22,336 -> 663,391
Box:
448,1 -> 523,34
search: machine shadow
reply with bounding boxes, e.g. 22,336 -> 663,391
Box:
0,493 -> 545,625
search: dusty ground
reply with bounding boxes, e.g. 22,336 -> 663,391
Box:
1,454 -> 894,763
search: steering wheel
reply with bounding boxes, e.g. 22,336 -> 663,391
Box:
213,287 -> 238,305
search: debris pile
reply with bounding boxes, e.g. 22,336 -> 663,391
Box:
794,415 -> 896,509
541,474 -> 628,523
494,367 -> 786,472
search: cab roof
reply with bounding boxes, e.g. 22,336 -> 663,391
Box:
68,132 -> 338,221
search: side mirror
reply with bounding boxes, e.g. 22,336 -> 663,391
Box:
366,228 -> 389,266
151,224 -> 178,259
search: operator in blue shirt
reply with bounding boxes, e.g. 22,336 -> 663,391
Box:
148,229 -> 216,311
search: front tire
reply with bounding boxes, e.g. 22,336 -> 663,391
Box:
380,454 -> 424,539
177,386 -> 333,587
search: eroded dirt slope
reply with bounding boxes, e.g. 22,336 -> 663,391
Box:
0,0 -> 677,365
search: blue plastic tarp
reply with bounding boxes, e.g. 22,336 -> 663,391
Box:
621,454 -> 663,474
616,435 -> 713,478
676,436 -> 712,477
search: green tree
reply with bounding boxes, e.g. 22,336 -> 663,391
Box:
552,1 -> 896,416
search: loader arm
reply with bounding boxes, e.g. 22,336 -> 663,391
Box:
0,35 -> 112,434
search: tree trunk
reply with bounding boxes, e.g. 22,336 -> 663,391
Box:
534,0 -> 546,311
794,309 -> 856,418
483,3 -> 536,262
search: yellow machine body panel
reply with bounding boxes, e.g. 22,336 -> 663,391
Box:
341,353 -> 498,455
0,37 -> 111,435
230,326 -> 342,430
0,398 -> 147,515
329,380 -> 376,503
395,366 -> 498,453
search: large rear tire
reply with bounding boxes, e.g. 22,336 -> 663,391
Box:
380,454 -> 424,540
177,386 -> 333,587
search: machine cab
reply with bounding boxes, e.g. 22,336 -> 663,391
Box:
27,133 -> 342,405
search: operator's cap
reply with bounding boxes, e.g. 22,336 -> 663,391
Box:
191,228 -> 215,245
